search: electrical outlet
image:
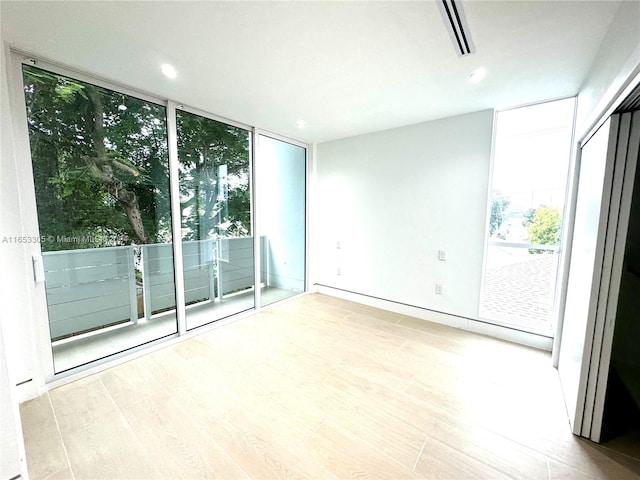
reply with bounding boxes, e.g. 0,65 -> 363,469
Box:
435,284 -> 443,295
336,267 -> 342,276
336,240 -> 342,249
438,249 -> 447,261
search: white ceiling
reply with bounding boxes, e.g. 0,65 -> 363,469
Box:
0,1 -> 622,143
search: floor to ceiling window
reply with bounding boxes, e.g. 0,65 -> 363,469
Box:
257,135 -> 307,307
18,59 -> 308,375
176,110 -> 255,330
479,98 -> 575,336
22,65 -> 178,373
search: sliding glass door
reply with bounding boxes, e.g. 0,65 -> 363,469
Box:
176,110 -> 254,329
18,58 -> 307,376
257,135 -> 306,307
22,65 -> 178,373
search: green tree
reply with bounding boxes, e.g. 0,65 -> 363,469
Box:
22,65 -> 252,250
526,206 -> 561,253
489,191 -> 510,236
23,65 -> 170,249
176,111 -> 250,241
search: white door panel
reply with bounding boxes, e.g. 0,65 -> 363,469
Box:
558,118 -> 615,433
559,110 -> 640,440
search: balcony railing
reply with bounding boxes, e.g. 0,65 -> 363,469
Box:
43,237 -> 266,341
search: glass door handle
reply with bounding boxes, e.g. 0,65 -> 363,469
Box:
32,255 -> 45,283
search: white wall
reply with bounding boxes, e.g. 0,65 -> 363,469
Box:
0,325 -> 26,480
0,42 -> 29,479
576,0 -> 640,138
314,110 -> 493,320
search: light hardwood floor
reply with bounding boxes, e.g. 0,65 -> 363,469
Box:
20,293 -> 640,479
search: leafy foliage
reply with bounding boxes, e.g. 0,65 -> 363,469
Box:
526,206 -> 561,253
176,111 -> 250,241
22,66 -> 251,251
23,65 -> 170,249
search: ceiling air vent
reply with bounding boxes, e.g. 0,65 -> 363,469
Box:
437,0 -> 475,56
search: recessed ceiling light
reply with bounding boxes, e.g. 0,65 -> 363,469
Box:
469,68 -> 486,83
161,63 -> 177,79
295,120 -> 306,129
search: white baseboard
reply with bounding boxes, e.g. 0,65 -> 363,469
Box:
315,284 -> 553,352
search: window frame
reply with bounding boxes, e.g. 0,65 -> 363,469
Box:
7,49 -> 309,387
478,97 -> 578,338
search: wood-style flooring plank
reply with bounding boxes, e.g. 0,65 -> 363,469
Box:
304,418 -> 419,479
48,376 -> 161,480
413,434 -> 511,480
113,392 -> 250,480
19,394 -> 69,480
324,406 -> 425,470
42,467 -> 74,480
202,405 -> 337,480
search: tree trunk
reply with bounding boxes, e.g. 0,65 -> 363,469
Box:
84,87 -> 152,244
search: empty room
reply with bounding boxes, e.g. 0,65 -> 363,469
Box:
2,1 -> 640,479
